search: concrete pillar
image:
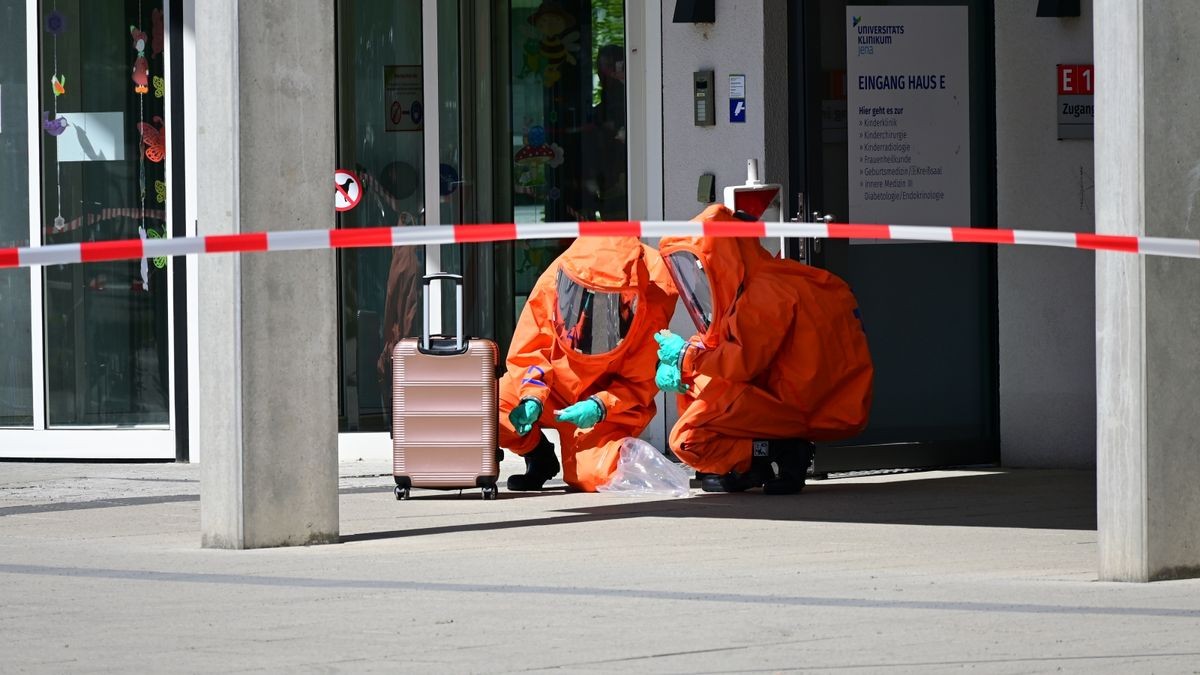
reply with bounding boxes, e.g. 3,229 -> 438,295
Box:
195,0 -> 339,548
1096,0 -> 1200,581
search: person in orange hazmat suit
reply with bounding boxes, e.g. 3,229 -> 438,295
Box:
654,205 -> 874,494
499,236 -> 677,492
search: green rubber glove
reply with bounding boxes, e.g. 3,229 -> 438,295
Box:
555,399 -> 604,429
508,399 -> 543,436
654,331 -> 688,365
655,361 -> 690,394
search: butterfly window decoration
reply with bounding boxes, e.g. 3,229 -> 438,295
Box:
154,180 -> 166,204
145,228 -> 168,270
137,116 -> 165,163
153,76 -> 165,99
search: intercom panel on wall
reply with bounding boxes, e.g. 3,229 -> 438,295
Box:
693,70 -> 715,126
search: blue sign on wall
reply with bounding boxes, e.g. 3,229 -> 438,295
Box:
730,98 -> 746,123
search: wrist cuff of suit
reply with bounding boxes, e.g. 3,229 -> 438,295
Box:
677,342 -> 695,374
518,396 -> 544,412
587,395 -> 607,423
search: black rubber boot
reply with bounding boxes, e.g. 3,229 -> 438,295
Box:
506,434 -> 560,491
699,439 -> 781,493
763,440 -> 815,495
699,454 -> 771,493
700,470 -> 763,493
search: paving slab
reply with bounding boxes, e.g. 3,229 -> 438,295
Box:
1,460 -> 1199,673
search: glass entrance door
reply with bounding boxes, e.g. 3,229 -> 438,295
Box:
335,0 -> 463,432
498,0 -> 628,355
40,0 -> 172,429
790,0 -> 998,473
334,0 -> 631,433
0,0 -> 33,428
0,0 -> 179,459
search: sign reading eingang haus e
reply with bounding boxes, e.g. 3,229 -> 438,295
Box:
1058,64 -> 1094,140
846,6 -> 971,229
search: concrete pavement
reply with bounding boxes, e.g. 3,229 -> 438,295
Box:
2,457 -> 1199,673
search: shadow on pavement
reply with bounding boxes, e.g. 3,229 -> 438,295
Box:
341,469 -> 1096,543
1,485 -> 405,517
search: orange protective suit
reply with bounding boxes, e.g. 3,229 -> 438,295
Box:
499,237 -> 677,491
660,205 -> 874,476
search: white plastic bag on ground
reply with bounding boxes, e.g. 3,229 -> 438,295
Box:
596,437 -> 691,498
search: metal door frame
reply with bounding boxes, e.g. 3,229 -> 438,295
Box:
787,0 -> 1000,475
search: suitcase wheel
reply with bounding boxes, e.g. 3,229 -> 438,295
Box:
394,486 -> 411,501
481,485 -> 498,501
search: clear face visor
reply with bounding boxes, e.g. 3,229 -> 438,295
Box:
666,251 -> 714,333
555,271 -> 639,355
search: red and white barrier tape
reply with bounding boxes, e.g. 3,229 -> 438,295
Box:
2,221 -> 1198,269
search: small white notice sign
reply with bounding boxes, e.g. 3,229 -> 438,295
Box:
729,74 -> 745,99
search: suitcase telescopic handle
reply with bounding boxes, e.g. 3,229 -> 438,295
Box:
423,273 -> 463,284
422,273 -> 464,352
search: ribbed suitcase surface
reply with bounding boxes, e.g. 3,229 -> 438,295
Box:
392,339 -> 498,488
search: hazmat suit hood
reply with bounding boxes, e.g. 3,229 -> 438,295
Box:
659,205 -> 768,340
552,236 -> 650,357
558,236 -> 649,292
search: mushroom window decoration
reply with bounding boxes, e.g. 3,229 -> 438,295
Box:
514,125 -> 564,190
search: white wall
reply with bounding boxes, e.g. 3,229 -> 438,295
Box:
660,0 -> 788,219
995,1 -> 1095,468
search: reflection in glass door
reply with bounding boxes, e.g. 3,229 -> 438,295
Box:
335,0 -> 463,432
505,0 -> 627,334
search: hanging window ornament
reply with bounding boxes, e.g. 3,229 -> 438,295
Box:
130,26 -> 149,94
151,9 -> 164,59
48,7 -> 66,235
45,10 -> 67,36
154,180 -> 166,204
137,116 -> 166,163
137,226 -> 152,292
41,111 -> 68,136
153,76 -> 165,98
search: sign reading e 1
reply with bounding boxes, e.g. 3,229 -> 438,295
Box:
1057,64 -> 1094,140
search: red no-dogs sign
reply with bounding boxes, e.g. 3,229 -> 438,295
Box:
334,169 -> 362,212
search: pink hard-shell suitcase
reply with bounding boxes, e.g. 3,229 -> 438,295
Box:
392,273 -> 500,500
